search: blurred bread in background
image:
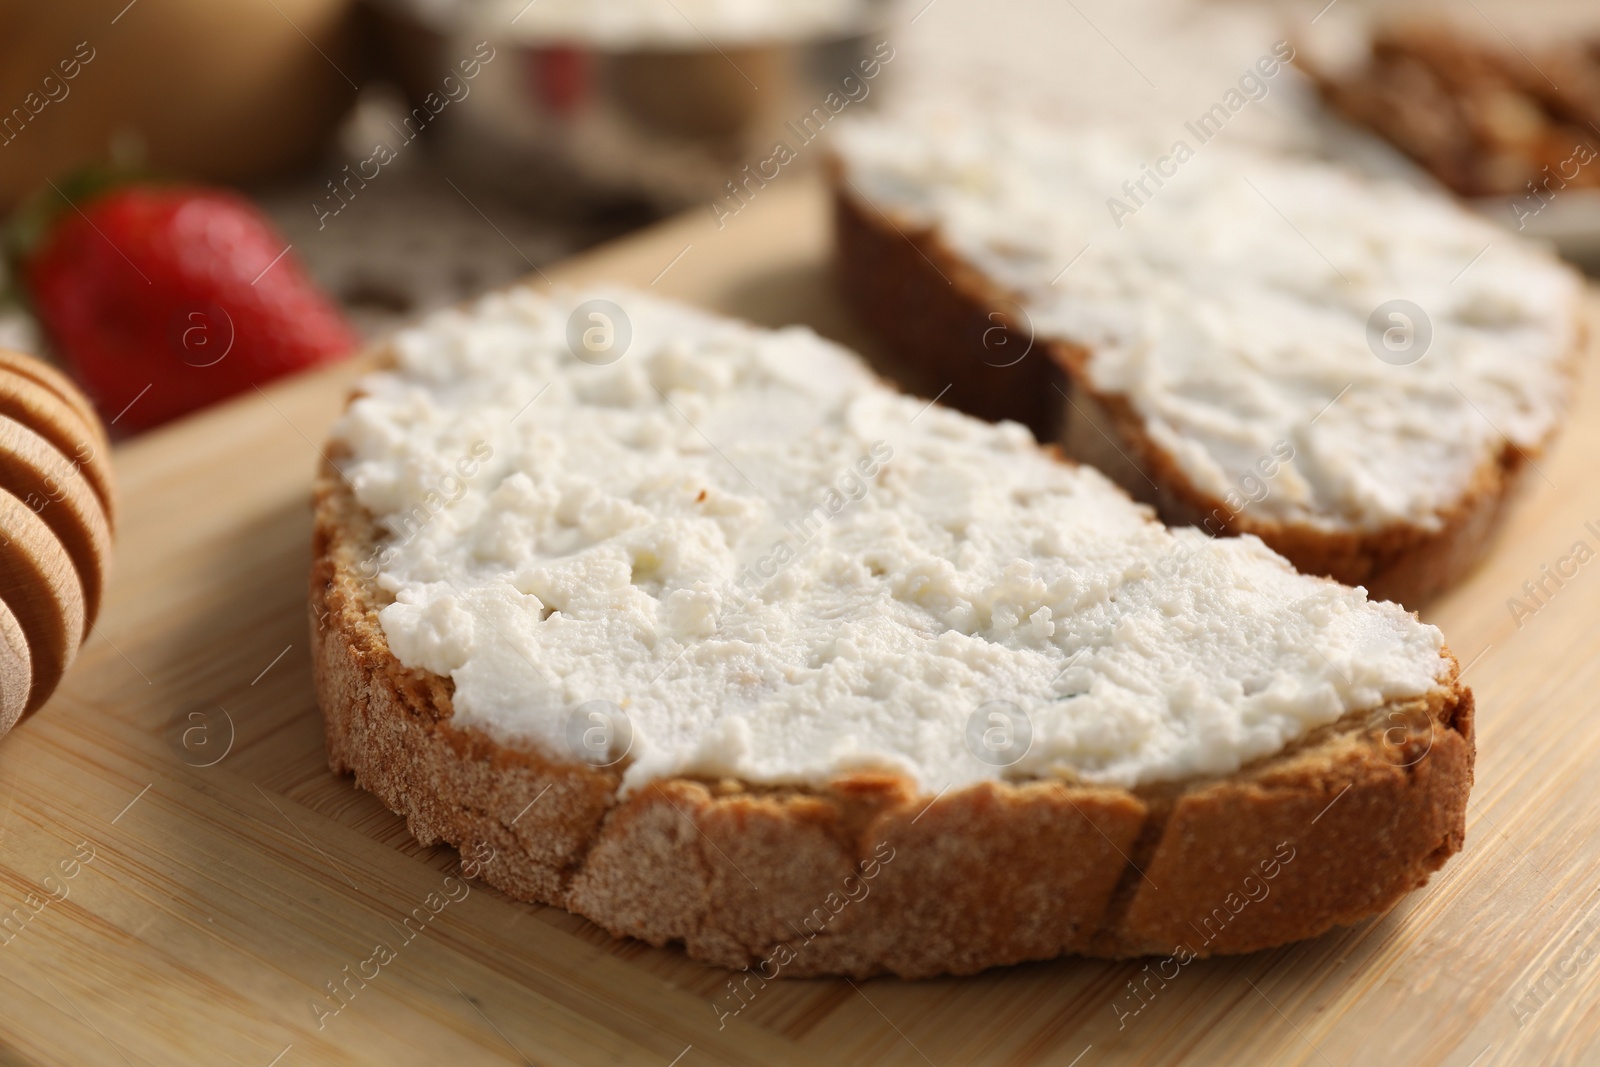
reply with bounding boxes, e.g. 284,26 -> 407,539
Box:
1302,17 -> 1600,199
0,0 -> 360,212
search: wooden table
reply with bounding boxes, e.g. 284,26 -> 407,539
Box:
0,177 -> 1596,1066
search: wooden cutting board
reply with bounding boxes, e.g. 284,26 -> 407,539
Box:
1,176 -> 1597,1067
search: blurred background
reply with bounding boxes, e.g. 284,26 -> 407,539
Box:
2,0 -> 1598,434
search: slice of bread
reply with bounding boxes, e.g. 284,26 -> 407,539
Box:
1300,18 -> 1600,200
831,113 -> 1589,606
312,287 -> 1472,979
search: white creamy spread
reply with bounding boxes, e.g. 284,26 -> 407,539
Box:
835,110 -> 1583,533
333,287 -> 1449,794
418,0 -> 872,47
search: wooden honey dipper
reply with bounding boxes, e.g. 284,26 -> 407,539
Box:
0,349 -> 114,737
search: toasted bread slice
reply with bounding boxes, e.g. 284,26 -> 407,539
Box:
830,115 -> 1587,606
311,288 -> 1472,979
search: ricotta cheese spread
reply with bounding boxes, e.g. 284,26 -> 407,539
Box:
407,0 -> 873,47
834,109 -> 1584,533
333,287 -> 1449,794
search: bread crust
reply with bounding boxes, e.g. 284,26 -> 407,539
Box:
830,177 -> 1586,607
312,432 -> 1473,978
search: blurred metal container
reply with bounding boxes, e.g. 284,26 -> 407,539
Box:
364,0 -> 898,212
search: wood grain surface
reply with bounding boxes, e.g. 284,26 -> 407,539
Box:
0,415 -> 114,631
0,178 -> 1596,1066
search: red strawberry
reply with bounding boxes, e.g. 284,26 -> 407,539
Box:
531,47 -> 588,116
19,183 -> 358,432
